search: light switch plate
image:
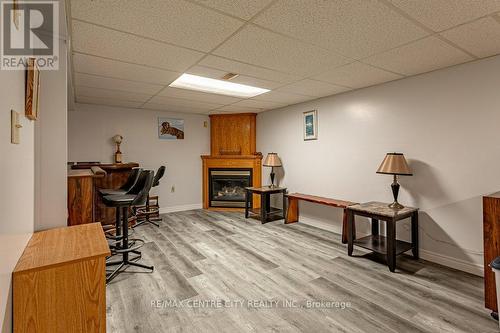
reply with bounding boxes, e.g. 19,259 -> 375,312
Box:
11,110 -> 22,144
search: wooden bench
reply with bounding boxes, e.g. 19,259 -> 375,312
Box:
285,193 -> 358,244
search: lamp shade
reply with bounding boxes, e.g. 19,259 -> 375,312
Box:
377,153 -> 412,176
263,153 -> 282,167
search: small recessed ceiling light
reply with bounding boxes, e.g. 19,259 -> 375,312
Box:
169,73 -> 270,98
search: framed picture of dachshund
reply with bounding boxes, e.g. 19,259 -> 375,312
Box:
158,117 -> 185,140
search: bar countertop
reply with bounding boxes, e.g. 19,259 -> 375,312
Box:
71,162 -> 139,170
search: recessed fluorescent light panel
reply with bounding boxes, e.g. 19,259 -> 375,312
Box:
169,74 -> 270,98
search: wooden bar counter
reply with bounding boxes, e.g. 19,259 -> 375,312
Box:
69,162 -> 139,225
67,169 -> 103,226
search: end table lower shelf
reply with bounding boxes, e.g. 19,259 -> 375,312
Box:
354,235 -> 413,256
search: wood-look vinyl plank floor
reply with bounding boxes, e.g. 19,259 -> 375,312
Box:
107,210 -> 497,333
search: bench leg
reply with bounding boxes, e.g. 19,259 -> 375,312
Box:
347,210 -> 354,256
285,198 -> 298,224
342,208 -> 355,244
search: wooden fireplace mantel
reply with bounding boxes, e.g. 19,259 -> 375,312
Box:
202,154 -> 262,210
202,113 -> 262,211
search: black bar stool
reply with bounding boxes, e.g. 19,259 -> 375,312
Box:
100,168 -> 142,252
134,166 -> 165,228
103,170 -> 155,283
98,167 -> 142,196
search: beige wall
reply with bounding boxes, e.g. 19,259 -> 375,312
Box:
68,104 -> 210,211
257,55 -> 500,276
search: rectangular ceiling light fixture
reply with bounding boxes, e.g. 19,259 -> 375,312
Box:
169,73 -> 270,98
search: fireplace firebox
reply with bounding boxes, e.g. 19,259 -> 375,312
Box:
209,168 -> 252,208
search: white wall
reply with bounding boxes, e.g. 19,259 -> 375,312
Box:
1,1 -> 68,329
34,20 -> 68,231
0,62 -> 35,333
68,104 -> 210,211
257,55 -> 500,276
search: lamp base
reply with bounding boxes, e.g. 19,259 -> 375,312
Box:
388,175 -> 404,210
270,169 -> 276,188
388,201 -> 404,210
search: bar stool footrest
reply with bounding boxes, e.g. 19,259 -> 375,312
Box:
113,238 -> 146,253
136,207 -> 159,214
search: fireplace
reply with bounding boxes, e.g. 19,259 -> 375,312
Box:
201,113 -> 262,210
209,168 -> 252,208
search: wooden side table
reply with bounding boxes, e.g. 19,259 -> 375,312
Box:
245,186 -> 287,223
346,201 -> 419,272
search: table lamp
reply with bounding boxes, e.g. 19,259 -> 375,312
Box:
113,134 -> 123,163
263,152 -> 282,188
377,153 -> 412,209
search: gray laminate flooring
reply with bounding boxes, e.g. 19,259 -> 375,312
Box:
106,209 -> 497,333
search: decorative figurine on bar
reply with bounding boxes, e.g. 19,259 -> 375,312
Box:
113,134 -> 123,163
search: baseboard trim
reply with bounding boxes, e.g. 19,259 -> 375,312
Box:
159,204 -> 202,214
298,216 -> 484,277
419,249 -> 483,277
299,216 -> 343,234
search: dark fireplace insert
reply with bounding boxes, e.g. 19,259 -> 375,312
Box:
209,168 -> 252,208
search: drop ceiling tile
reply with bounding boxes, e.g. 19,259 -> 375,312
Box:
70,0 -> 243,52
252,90 -> 314,105
148,95 -> 223,111
143,102 -> 210,114
157,87 -> 242,105
389,0 -> 500,32
231,99 -> 287,110
76,96 -> 143,109
71,21 -> 204,72
441,17 -> 500,58
199,55 -> 302,83
72,53 -> 181,85
187,65 -> 282,89
213,24 -> 350,76
253,0 -> 428,59
363,36 -> 473,76
76,86 -> 152,103
214,105 -> 264,113
192,0 -> 274,20
277,79 -> 350,98
313,62 -> 403,89
75,73 -> 164,95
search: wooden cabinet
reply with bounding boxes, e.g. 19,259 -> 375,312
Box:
483,192 -> 500,313
13,223 -> 110,332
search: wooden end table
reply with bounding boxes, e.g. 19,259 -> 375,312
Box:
245,186 -> 287,223
347,201 -> 419,272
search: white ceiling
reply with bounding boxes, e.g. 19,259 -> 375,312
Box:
68,0 -> 500,114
